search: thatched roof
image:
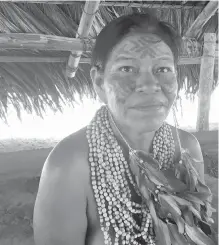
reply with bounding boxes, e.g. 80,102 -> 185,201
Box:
0,1 -> 218,121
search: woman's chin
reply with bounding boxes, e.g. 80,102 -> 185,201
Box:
127,117 -> 165,133
126,107 -> 168,129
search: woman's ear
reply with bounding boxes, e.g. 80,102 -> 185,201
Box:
90,67 -> 107,104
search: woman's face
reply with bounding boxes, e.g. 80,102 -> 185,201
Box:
94,33 -> 178,132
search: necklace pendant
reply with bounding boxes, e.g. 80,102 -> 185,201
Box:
129,149 -> 137,156
129,150 -> 134,156
139,159 -> 144,164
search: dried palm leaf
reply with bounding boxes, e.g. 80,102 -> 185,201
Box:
0,2 -> 218,121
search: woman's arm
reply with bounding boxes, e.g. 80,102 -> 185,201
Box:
179,130 -> 205,183
33,136 -> 89,245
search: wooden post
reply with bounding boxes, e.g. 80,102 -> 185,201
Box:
196,33 -> 216,131
184,1 -> 218,38
0,33 -> 94,51
66,0 -> 100,78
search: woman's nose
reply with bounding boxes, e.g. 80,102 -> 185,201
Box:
135,71 -> 161,93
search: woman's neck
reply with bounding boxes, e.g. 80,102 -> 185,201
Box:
109,115 -> 155,153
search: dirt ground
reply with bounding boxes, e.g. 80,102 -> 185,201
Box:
0,130 -> 218,245
0,149 -> 50,245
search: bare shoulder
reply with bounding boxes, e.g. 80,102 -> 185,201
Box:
39,126 -> 90,192
33,127 -> 90,245
176,128 -> 205,181
47,126 -> 89,167
177,128 -> 203,161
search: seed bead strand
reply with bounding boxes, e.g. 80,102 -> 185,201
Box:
105,115 -> 141,242
104,109 -> 142,196
106,107 -> 156,243
102,117 -> 146,240
95,107 -> 155,244
87,106 -> 174,244
152,122 -> 175,169
102,109 -> 152,236
96,113 -> 133,243
107,106 -> 175,171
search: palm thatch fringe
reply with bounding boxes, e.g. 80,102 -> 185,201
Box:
0,1 -> 218,120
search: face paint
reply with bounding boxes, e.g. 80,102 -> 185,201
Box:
160,73 -> 178,109
130,37 -> 161,59
105,73 -> 136,104
162,75 -> 178,94
116,34 -> 172,60
101,33 -> 177,133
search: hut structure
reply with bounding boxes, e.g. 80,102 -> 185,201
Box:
0,2 -> 218,245
0,0 -> 218,131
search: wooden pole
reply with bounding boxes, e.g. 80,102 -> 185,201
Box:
0,33 -> 94,51
0,34 -> 217,65
0,56 -> 68,62
1,0 -> 205,9
0,33 -> 200,53
184,1 -> 218,38
0,56 -> 218,65
66,0 -> 100,78
100,1 -> 205,9
196,33 -> 216,131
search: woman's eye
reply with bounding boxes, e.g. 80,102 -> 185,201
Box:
157,67 -> 173,73
119,66 -> 136,73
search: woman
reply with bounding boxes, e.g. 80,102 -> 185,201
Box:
33,13 -> 215,245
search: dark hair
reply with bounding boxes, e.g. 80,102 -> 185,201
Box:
91,13 -> 182,70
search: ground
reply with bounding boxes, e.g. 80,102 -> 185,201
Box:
0,130 -> 217,245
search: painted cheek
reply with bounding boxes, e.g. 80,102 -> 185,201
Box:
161,75 -> 178,103
106,74 -> 136,103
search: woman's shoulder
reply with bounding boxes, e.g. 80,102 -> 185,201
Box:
170,126 -> 205,181
177,128 -> 203,161
47,126 -> 89,167
169,125 -> 202,160
41,126 -> 91,191
34,127 -> 89,245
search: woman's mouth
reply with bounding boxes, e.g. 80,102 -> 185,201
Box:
131,104 -> 165,110
130,104 -> 167,114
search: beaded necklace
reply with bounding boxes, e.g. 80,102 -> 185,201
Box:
86,106 -> 175,245
107,106 -> 175,170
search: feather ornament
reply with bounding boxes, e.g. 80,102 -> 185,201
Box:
129,148 -> 216,245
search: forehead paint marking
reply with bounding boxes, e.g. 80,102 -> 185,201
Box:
117,43 -> 130,55
116,35 -> 173,60
138,35 -> 161,44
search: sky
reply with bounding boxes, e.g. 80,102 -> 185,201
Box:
0,87 -> 218,140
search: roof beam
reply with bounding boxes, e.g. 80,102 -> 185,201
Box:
0,56 -> 89,63
0,56 -> 218,65
101,1 -> 204,10
0,56 -> 67,62
66,0 -> 100,78
184,1 -> 218,38
0,33 -> 201,53
2,0 -> 74,2
0,33 -> 94,51
1,33 -> 218,64
1,0 -> 205,10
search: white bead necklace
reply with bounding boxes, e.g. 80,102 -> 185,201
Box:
86,106 -> 175,245
107,106 -> 175,170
